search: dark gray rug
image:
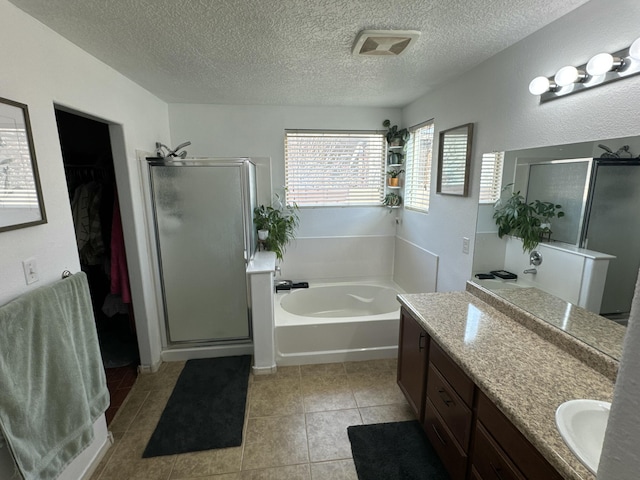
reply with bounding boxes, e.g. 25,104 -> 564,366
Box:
348,420 -> 449,480
142,355 -> 251,457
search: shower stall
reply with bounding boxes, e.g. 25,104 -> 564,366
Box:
147,157 -> 257,348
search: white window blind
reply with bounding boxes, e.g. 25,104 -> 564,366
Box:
404,121 -> 435,212
479,152 -> 505,203
285,130 -> 385,206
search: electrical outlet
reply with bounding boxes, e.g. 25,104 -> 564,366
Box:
462,237 -> 470,255
22,257 -> 39,284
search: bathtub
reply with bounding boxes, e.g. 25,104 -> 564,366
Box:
274,281 -> 402,365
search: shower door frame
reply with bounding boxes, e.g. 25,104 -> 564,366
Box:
147,157 -> 256,348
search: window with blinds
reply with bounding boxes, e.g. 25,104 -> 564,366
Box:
404,121 -> 435,212
284,130 -> 386,206
479,152 -> 505,203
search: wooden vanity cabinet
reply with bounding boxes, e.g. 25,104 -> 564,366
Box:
423,341 -> 475,480
397,309 -> 429,421
472,391 -> 563,480
397,307 -> 563,480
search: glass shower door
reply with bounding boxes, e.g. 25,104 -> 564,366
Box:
150,160 -> 252,344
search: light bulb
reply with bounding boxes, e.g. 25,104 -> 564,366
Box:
629,36 -> 640,60
529,76 -> 554,95
587,53 -> 614,75
586,53 -> 624,76
554,66 -> 585,87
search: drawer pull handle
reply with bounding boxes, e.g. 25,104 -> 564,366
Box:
418,332 -> 426,351
437,388 -> 454,407
490,461 -> 506,480
431,424 -> 447,446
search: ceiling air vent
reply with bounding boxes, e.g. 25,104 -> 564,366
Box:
352,30 -> 421,57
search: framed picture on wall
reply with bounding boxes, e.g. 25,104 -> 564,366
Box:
0,97 -> 47,232
436,123 -> 474,196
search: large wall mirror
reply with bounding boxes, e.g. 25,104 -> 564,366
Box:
472,134 -> 640,361
0,97 -> 47,232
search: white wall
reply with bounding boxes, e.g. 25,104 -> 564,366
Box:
0,1 -> 170,478
401,0 -> 640,293
168,104 -> 401,280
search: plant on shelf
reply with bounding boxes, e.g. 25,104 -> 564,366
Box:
383,119 -> 409,147
383,192 -> 402,207
253,198 -> 299,260
387,169 -> 405,187
493,185 -> 564,252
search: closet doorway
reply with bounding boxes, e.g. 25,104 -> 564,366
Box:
55,108 -> 139,417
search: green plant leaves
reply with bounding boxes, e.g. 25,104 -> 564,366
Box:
493,189 -> 564,252
253,203 -> 299,260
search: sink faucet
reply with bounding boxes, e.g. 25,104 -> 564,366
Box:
523,268 -> 537,274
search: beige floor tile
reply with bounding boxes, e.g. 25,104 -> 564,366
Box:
133,368 -> 183,392
248,378 -> 303,417
240,464 -> 311,479
359,403 -> 416,424
127,388 -> 174,431
170,447 -> 242,478
310,460 -> 359,480
300,363 -> 346,377
301,376 -> 357,413
242,414 -> 309,470
252,365 -> 300,382
305,409 -> 362,462
98,429 -> 176,480
344,358 -> 396,374
346,369 -> 405,407
108,389 -> 150,433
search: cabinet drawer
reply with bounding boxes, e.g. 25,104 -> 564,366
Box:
477,391 -> 563,480
424,398 -> 468,480
426,364 -> 472,451
472,423 -> 525,480
429,341 -> 474,407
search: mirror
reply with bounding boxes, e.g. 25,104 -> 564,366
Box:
472,134 -> 640,361
437,123 -> 473,196
0,97 -> 47,232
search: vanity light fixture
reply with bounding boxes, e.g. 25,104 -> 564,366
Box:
529,35 -> 640,103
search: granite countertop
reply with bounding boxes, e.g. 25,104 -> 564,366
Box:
398,291 -> 615,480
468,280 -> 626,362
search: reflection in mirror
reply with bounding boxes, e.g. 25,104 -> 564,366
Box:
473,135 -> 640,361
0,97 -> 47,232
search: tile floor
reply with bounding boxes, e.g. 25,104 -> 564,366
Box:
90,358 -> 416,480
104,364 -> 139,425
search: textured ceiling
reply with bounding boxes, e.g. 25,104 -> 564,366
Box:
8,0 -> 590,107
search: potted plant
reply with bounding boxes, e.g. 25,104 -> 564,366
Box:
387,169 -> 404,187
253,201 -> 300,260
493,186 -> 564,252
383,192 -> 402,207
383,119 -> 410,146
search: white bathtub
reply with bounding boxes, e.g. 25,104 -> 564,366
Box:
274,281 -> 402,365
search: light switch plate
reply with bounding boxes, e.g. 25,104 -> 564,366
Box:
23,257 -> 39,284
462,237 -> 470,254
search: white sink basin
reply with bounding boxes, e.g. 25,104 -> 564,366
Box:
555,399 -> 611,475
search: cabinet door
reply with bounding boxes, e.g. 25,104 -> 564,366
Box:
397,309 -> 429,420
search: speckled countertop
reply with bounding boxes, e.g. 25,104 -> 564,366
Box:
397,291 -> 615,480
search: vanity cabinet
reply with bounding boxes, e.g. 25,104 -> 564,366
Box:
424,341 -> 474,480
397,307 -> 562,480
397,309 -> 429,421
472,391 -> 563,480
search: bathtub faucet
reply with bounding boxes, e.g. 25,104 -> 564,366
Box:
523,268 -> 537,274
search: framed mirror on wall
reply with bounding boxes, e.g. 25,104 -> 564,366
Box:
437,123 -> 474,196
0,97 -> 47,232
